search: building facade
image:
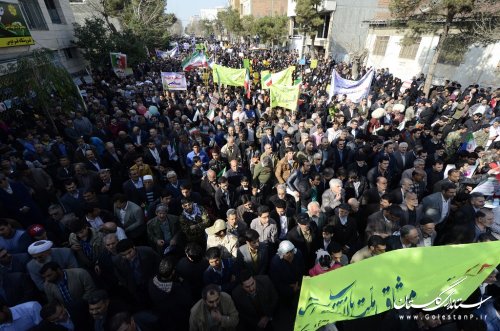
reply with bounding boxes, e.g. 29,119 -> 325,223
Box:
364,25 -> 500,88
328,0 -> 390,61
0,0 -> 84,74
236,0 -> 287,18
287,0 -> 335,58
200,7 -> 226,21
70,0 -> 122,34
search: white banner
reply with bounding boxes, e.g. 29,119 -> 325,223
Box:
161,72 -> 187,91
328,69 -> 374,103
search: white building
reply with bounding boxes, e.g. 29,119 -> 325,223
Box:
364,24 -> 500,88
70,0 -> 122,33
200,7 -> 225,21
0,0 -> 84,74
287,0 -> 336,58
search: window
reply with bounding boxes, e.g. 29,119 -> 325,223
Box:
44,0 -> 62,24
62,48 -> 74,59
399,38 -> 421,59
292,17 -> 302,36
316,14 -> 331,39
18,0 -> 48,30
373,36 -> 390,56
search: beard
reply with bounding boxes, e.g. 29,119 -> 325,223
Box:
36,255 -> 52,265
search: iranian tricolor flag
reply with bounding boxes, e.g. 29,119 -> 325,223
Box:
262,70 -> 272,89
110,52 -> 127,70
244,69 -> 251,98
460,132 -> 477,152
182,51 -> 208,71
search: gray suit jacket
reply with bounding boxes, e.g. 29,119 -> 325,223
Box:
422,192 -> 446,224
321,189 -> 343,215
27,248 -> 78,290
44,268 -> 96,303
399,203 -> 424,226
236,244 -> 269,275
114,201 -> 145,239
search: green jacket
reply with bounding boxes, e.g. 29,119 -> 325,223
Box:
146,214 -> 180,251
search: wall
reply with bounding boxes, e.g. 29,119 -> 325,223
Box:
329,0 -> 390,62
70,0 -> 122,33
365,27 -> 500,88
250,0 -> 287,18
0,0 -> 85,74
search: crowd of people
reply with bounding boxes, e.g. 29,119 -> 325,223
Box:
0,38 -> 499,331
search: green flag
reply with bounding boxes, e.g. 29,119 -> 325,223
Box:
243,59 -> 250,69
212,64 -> 246,87
272,66 -> 295,86
217,167 -> 226,178
270,83 -> 299,111
295,241 -> 500,331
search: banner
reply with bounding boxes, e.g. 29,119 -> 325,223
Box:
110,52 -> 131,78
110,52 -> 127,70
295,241 -> 500,331
272,66 -> 295,86
156,46 -> 178,59
212,64 -> 246,87
261,67 -> 295,90
328,69 -> 374,103
0,2 -> 34,47
161,72 -> 187,91
270,83 -> 299,111
207,93 -> 219,121
310,59 -> 318,69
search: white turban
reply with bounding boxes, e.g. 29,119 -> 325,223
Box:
28,240 -> 53,255
277,240 -> 297,259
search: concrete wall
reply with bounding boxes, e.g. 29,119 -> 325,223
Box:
0,0 -> 85,74
329,0 -> 390,62
365,27 -> 500,88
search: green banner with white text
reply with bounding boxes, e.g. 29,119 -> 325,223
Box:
212,64 -> 246,87
270,83 -> 299,111
295,241 -> 500,331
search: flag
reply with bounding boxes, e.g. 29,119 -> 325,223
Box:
272,66 -> 295,86
310,59 -> 318,68
110,52 -> 127,70
243,59 -> 250,69
182,51 -> 208,71
155,49 -> 167,59
460,132 -> 477,152
295,241 -> 500,331
261,67 -> 295,90
270,83 -> 300,111
212,64 -> 246,87
261,70 -> 272,89
244,69 -> 251,98
167,46 -> 178,57
217,167 -> 226,178
207,55 -> 215,69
